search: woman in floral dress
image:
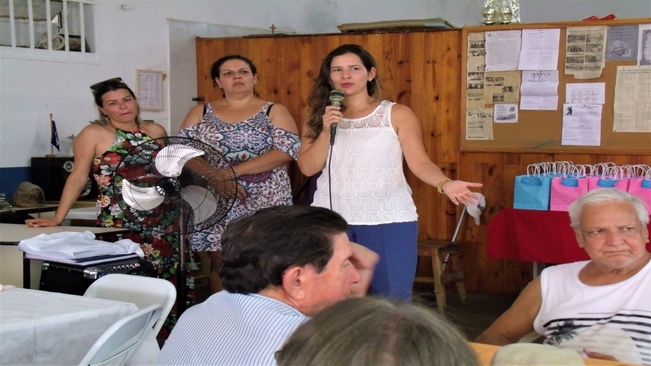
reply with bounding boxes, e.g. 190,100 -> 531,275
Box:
179,55 -> 300,293
26,77 -> 183,338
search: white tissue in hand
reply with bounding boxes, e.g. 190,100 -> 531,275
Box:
466,193 -> 486,225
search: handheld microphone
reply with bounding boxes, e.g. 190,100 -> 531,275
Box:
329,89 -> 344,145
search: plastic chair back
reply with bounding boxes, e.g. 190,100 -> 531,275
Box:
83,274 -> 176,335
79,304 -> 162,366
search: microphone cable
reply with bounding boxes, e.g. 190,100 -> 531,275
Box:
328,141 -> 334,211
326,89 -> 344,212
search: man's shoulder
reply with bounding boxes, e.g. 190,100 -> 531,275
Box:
228,292 -> 306,317
160,291 -> 308,366
186,291 -> 305,319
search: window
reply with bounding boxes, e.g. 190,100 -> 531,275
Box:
0,0 -> 97,62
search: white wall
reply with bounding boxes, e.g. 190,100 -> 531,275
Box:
1,0 -> 649,168
168,20 -> 269,135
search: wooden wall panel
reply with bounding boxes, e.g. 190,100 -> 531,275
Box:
195,31 -> 651,296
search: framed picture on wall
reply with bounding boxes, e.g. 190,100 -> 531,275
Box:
135,69 -> 164,111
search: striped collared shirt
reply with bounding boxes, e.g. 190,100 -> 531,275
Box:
158,291 -> 308,366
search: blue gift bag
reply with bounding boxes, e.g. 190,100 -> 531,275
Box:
513,164 -> 555,211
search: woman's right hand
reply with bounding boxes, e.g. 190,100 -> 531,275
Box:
25,124 -> 100,229
322,105 -> 342,130
297,106 -> 342,176
25,217 -> 60,227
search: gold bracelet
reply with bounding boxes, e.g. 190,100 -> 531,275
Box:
437,178 -> 453,194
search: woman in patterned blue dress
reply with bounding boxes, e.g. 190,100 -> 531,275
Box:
179,55 -> 300,293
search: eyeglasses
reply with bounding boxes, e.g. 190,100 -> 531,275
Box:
90,77 -> 126,92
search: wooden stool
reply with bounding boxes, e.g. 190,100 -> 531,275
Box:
414,239 -> 468,313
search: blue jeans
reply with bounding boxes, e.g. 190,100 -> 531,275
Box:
348,221 -> 418,300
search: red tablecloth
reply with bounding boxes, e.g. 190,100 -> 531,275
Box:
487,208 -> 651,264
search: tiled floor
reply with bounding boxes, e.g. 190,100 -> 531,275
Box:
413,290 -> 517,341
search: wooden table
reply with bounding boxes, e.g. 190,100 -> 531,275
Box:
0,204 -> 58,224
0,223 -> 128,244
0,287 -> 158,365
470,342 -> 635,365
0,204 -> 58,214
0,223 -> 129,288
28,206 -> 97,226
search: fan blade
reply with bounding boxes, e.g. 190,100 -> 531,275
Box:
181,185 -> 218,224
122,179 -> 165,211
155,144 -> 205,177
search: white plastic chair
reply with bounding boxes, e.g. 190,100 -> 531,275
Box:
79,304 -> 162,366
83,274 -> 176,335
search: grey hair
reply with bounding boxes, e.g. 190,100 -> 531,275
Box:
568,188 -> 650,229
276,296 -> 479,366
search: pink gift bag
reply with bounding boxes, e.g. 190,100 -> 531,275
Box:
550,165 -> 589,212
588,166 -> 630,192
628,165 -> 651,210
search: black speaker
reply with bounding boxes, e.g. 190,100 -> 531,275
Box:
30,157 -> 97,201
39,257 -> 151,295
39,261 -> 94,295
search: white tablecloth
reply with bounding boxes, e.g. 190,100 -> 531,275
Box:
0,288 -> 159,365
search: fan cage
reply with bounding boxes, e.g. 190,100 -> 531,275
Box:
112,136 -> 237,236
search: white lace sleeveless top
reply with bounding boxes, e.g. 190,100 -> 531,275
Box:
312,100 -> 418,225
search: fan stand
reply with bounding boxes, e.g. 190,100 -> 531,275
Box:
154,175 -> 190,316
113,136 -> 237,319
177,209 -> 189,316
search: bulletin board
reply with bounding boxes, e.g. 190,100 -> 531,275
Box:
460,18 -> 651,154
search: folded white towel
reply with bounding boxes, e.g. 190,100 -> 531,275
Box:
18,231 -> 144,260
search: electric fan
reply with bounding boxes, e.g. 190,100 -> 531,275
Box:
111,136 -> 237,315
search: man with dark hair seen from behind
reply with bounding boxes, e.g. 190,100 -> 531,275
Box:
158,205 -> 379,366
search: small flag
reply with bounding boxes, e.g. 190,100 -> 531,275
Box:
51,119 -> 60,151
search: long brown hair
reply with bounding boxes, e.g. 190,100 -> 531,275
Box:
305,44 -> 381,140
